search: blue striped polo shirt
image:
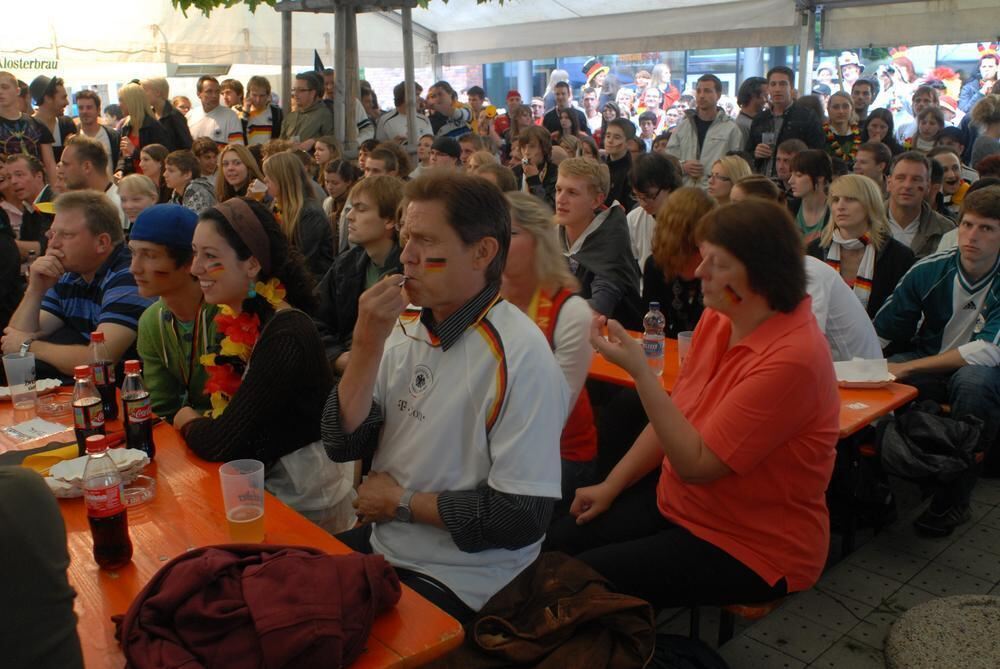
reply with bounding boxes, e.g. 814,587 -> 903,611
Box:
40,244 -> 154,341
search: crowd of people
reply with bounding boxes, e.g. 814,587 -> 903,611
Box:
2,40 -> 1000,662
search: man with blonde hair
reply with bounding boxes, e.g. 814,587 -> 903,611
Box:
141,77 -> 193,151
555,157 -> 642,328
2,191 -> 152,379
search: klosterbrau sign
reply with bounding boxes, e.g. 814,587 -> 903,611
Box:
0,57 -> 59,70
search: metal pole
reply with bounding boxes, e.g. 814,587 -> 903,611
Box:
281,12 -> 292,115
333,2 -> 347,147
798,7 -> 817,97
344,3 -> 359,154
402,6 -> 419,154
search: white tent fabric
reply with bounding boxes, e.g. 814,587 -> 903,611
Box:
822,0 -> 1000,50
0,1 -> 433,72
408,0 -> 800,65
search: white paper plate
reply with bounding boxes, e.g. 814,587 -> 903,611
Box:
0,379 -> 62,400
838,374 -> 896,389
48,449 -> 150,485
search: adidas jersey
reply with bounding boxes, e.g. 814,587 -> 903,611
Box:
874,248 -> 1000,362
368,298 -> 568,610
245,106 -> 277,146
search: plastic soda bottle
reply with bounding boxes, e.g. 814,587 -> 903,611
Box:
121,360 -> 155,458
72,365 -> 106,457
89,331 -> 118,421
642,302 -> 666,377
82,434 -> 133,570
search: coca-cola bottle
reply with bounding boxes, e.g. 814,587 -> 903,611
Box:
72,365 -> 106,457
90,331 -> 118,421
121,360 -> 155,458
82,434 -> 133,570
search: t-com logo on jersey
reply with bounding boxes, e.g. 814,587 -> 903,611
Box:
408,364 -> 434,397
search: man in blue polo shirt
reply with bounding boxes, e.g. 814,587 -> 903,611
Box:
875,185 -> 1000,536
2,191 -> 152,380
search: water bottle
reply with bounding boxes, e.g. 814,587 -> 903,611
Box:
82,434 -> 133,570
643,302 -> 666,377
121,360 -> 155,459
72,365 -> 106,457
89,331 -> 118,421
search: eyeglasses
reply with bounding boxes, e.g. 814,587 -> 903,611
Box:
632,188 -> 662,204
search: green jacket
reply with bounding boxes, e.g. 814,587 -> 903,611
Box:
280,101 -> 334,142
137,299 -> 219,420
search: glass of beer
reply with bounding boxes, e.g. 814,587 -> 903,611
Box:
219,459 -> 265,542
248,178 -> 267,202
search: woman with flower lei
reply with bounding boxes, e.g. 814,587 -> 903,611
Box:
172,197 -> 355,532
823,92 -> 862,169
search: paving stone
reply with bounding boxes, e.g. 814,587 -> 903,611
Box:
744,610 -> 838,663
909,562 -> 993,598
817,563 -> 905,608
847,544 -> 928,583
717,637 -> 806,669
935,542 -> 1000,583
778,588 -> 872,634
955,523 -> 1000,556
811,635 -> 886,669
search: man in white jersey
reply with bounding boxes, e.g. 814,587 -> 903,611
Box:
322,172 -> 568,622
875,186 -> 1000,536
187,76 -> 244,149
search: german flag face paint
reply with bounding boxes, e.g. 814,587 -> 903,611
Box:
724,284 -> 743,304
425,257 -> 447,272
206,262 -> 226,278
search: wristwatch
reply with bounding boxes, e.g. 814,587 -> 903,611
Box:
19,339 -> 33,355
395,489 -> 415,523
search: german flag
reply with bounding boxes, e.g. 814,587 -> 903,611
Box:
477,319 -> 507,435
425,257 -> 447,272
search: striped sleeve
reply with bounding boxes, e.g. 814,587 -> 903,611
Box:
226,115 -> 245,145
437,484 -> 554,553
321,383 -> 383,462
98,271 -> 154,331
40,286 -> 66,320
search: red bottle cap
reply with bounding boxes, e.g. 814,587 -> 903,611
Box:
124,360 -> 141,374
85,434 -> 108,453
91,331 -> 105,343
74,365 -> 92,379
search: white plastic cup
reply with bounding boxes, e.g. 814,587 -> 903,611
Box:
219,459 -> 265,542
761,131 -> 776,147
677,331 -> 694,366
3,352 -> 37,410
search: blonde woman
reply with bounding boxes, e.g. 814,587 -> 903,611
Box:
216,144 -> 265,202
706,155 -> 752,205
642,188 -> 716,337
467,150 -> 499,173
116,83 -> 169,176
117,174 -> 158,227
501,192 -> 595,514
263,152 -> 334,280
807,174 -> 915,316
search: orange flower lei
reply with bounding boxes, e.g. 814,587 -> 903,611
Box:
824,122 -> 861,162
199,278 -> 286,417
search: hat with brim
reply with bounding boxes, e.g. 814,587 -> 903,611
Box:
582,58 -> 610,84
29,75 -> 60,106
812,83 -> 832,96
838,52 -> 865,73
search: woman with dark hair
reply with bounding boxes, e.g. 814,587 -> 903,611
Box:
863,108 -> 904,155
595,101 -> 623,149
788,149 -> 833,244
513,125 -> 558,207
603,118 -> 637,211
545,199 -> 839,611
628,152 -> 682,269
137,143 -> 172,203
174,197 -> 355,533
216,143 -> 265,202
556,108 -> 582,143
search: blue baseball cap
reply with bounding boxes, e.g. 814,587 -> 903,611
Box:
130,204 -> 199,250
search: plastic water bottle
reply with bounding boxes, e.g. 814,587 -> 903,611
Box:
643,302 -> 666,377
82,434 -> 133,570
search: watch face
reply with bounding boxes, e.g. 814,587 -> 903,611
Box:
395,506 -> 412,522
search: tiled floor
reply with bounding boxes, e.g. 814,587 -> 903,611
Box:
659,477 -> 1000,668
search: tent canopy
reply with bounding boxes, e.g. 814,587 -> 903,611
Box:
820,0 -> 1000,50
409,0 -> 800,66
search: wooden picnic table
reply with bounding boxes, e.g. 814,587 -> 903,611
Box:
588,337 -> 918,438
0,403 -> 463,669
